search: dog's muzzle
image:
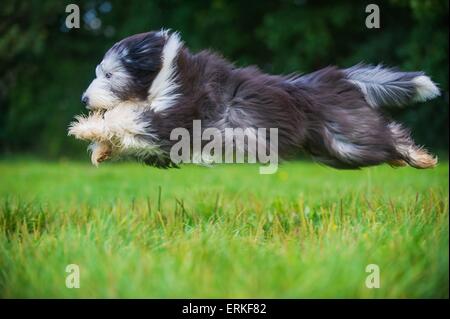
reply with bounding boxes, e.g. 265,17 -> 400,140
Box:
81,94 -> 90,109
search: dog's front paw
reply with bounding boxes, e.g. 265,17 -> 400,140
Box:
89,142 -> 112,166
68,114 -> 106,141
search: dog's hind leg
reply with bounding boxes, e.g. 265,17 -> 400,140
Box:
388,122 -> 437,169
305,113 -> 436,169
310,121 -> 437,170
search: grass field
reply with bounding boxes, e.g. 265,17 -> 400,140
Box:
0,159 -> 448,298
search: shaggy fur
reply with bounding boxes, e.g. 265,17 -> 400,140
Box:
69,30 -> 440,169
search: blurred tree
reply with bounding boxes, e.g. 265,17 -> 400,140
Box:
0,0 -> 448,158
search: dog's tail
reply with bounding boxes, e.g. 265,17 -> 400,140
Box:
343,63 -> 440,108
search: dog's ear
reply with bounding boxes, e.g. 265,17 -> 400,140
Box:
117,31 -> 166,99
122,32 -> 165,73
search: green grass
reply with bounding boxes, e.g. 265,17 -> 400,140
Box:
0,159 -> 448,298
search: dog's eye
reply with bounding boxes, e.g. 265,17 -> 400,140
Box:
105,72 -> 112,79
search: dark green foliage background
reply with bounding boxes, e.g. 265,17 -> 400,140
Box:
0,0 -> 448,159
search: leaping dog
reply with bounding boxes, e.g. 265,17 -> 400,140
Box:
69,30 -> 440,169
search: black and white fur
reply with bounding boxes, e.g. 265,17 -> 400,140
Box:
69,30 -> 440,169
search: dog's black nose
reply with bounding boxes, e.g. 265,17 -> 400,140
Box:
81,95 -> 89,106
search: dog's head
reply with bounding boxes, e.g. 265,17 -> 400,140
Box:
81,30 -> 180,111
